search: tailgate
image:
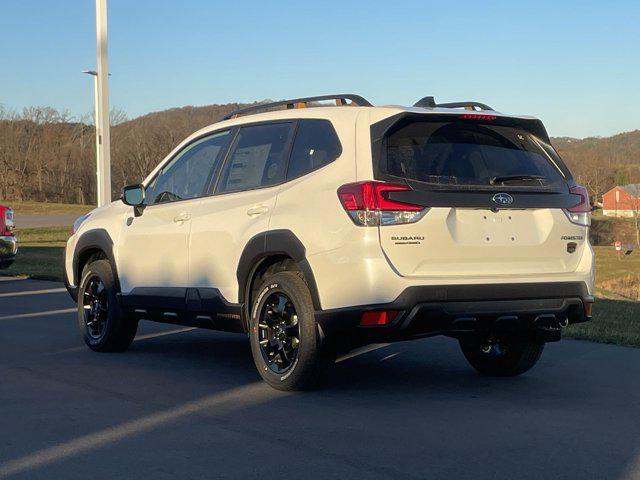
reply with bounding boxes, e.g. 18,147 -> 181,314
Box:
371,113 -> 589,279
380,207 -> 586,278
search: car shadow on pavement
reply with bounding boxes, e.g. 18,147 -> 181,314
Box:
119,330 -> 591,404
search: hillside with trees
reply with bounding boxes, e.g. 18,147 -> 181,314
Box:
554,130 -> 640,204
0,102 -> 638,205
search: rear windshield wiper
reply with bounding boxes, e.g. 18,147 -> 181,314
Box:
490,174 -> 546,185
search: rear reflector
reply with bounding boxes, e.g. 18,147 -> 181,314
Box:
359,310 -> 399,326
337,181 -> 427,226
584,301 -> 593,317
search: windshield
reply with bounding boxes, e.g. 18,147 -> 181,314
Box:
384,121 -> 565,188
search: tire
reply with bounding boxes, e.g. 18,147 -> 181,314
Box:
459,338 -> 544,377
78,259 -> 138,352
249,270 -> 335,391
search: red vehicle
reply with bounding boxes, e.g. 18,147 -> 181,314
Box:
0,205 -> 17,269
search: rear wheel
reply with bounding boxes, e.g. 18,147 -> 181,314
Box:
78,259 -> 138,352
249,270 -> 335,391
459,337 -> 544,376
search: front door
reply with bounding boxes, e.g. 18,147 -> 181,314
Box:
117,130 -> 233,294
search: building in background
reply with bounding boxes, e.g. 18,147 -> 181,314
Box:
602,184 -> 640,217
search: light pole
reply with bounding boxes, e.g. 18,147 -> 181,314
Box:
83,0 -> 112,207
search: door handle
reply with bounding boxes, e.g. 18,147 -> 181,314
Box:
247,205 -> 269,216
173,212 -> 191,224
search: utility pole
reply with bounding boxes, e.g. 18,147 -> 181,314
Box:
93,0 -> 111,207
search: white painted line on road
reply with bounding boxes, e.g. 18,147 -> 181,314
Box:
0,288 -> 67,298
135,327 -> 196,341
0,382 -> 279,478
0,308 -> 76,321
0,276 -> 27,282
380,352 -> 401,362
53,327 -> 197,354
336,343 -> 391,363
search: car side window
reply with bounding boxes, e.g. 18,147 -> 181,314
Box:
286,119 -> 341,180
150,130 -> 230,204
216,123 -> 292,194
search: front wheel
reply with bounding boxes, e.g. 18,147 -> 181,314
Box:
459,337 -> 544,377
78,259 -> 138,352
249,270 -> 335,391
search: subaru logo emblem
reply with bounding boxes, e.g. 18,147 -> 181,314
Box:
492,193 -> 514,206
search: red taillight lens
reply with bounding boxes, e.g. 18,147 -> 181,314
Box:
3,208 -> 14,235
359,310 -> 399,326
567,185 -> 591,213
338,181 -> 422,212
564,185 -> 591,226
337,181 -> 426,226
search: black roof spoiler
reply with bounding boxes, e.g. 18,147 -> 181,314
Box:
414,96 -> 495,111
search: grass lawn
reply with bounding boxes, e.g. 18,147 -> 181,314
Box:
0,226 -> 68,281
3,201 -> 92,216
567,298 -> 640,347
593,245 -> 640,283
2,228 -> 638,347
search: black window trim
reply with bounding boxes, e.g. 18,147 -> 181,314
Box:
141,117 -> 344,206
211,120 -> 297,196
209,118 -> 342,196
143,128 -> 235,208
284,118 -> 343,182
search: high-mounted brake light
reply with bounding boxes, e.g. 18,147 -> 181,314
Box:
564,185 -> 591,226
459,113 -> 497,121
337,181 -> 427,226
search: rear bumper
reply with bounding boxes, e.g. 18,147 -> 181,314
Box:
0,235 -> 17,267
315,281 -> 593,344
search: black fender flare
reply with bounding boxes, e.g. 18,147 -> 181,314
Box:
237,229 -> 321,311
72,228 -> 120,292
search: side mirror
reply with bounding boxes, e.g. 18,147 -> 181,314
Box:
121,184 -> 145,207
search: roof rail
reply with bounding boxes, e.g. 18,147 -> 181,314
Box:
222,94 -> 373,120
412,97 -> 494,111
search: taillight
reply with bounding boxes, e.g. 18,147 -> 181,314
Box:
337,181 -> 427,226
564,185 -> 591,226
4,208 -> 14,235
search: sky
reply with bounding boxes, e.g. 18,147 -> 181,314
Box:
1,0 -> 638,138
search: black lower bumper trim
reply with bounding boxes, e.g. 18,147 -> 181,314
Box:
315,282 -> 592,344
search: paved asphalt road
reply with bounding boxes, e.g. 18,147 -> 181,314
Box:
1,277 -> 639,480
14,214 -> 79,228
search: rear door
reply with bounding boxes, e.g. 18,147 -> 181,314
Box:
188,121 -> 295,302
372,114 -> 588,278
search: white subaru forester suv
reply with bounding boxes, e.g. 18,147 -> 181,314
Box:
64,94 -> 595,390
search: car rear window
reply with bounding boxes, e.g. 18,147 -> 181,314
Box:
384,121 -> 565,188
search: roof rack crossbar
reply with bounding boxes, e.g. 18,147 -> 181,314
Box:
222,94 -> 372,120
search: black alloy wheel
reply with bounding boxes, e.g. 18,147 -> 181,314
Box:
257,292 -> 301,374
82,275 -> 109,340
